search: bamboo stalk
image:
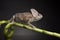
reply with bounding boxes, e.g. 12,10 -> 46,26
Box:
0,20 -> 60,40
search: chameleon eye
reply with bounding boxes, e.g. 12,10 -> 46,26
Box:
38,13 -> 40,16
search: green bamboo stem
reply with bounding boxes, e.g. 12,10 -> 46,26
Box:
0,20 -> 8,25
0,20 -> 60,39
14,22 -> 60,38
4,22 -> 14,40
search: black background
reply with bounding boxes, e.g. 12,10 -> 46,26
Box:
0,0 -> 60,40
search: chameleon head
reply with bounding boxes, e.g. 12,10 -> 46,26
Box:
30,8 -> 43,21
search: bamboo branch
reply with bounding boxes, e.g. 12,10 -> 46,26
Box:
4,22 -> 14,40
14,22 -> 60,38
0,20 -> 60,39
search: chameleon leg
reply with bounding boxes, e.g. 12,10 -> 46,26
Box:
8,15 -> 15,23
27,21 -> 36,28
